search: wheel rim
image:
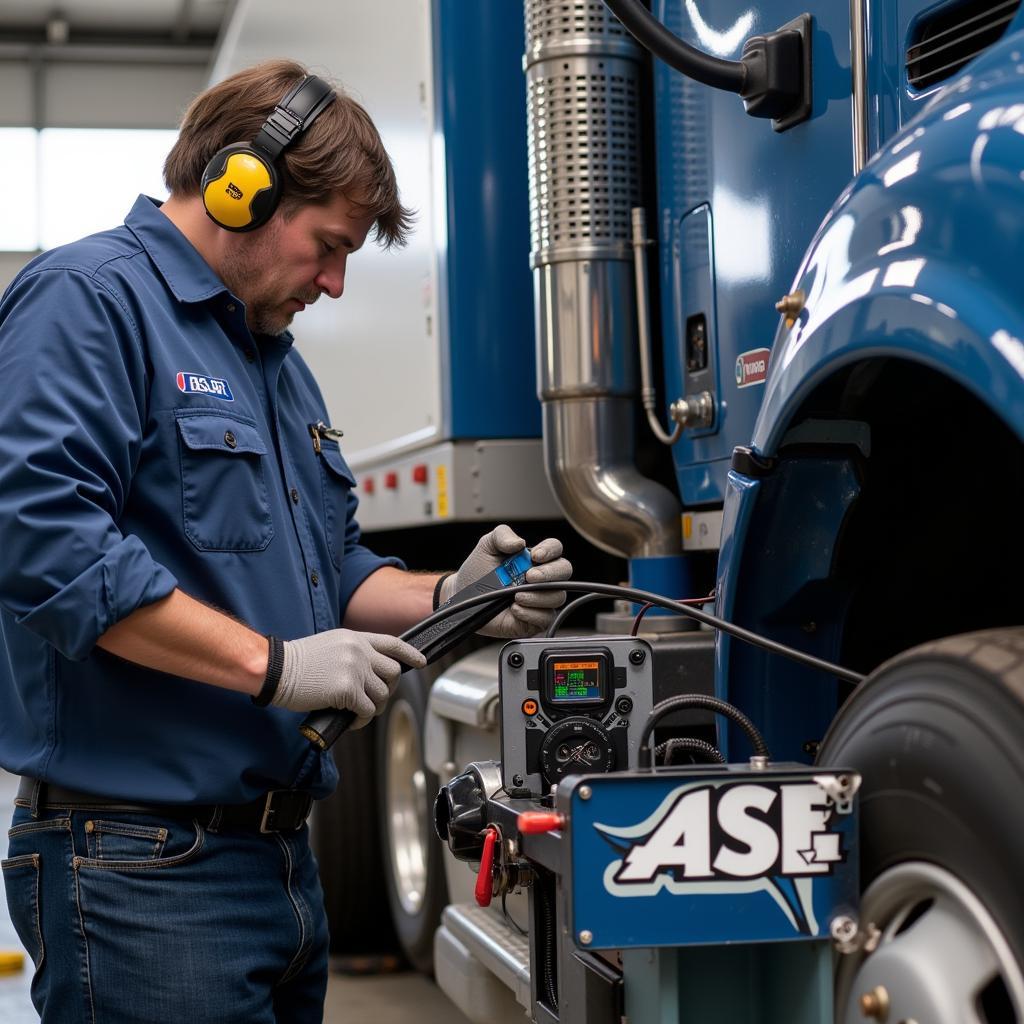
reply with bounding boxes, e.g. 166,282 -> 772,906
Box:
837,862 -> 1024,1024
385,699 -> 429,917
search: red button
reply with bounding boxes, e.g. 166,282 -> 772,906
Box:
412,464 -> 428,485
363,477 -> 375,495
384,471 -> 398,490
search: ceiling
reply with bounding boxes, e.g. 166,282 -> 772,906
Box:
0,0 -> 232,52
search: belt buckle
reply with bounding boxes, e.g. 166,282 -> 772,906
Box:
260,790 -> 312,833
260,790 -> 286,833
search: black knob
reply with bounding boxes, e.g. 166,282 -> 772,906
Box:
615,696 -> 633,715
508,651 -> 525,668
434,770 -> 488,861
512,774 -> 524,787
628,648 -> 646,665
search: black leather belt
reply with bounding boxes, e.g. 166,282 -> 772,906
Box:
15,778 -> 314,834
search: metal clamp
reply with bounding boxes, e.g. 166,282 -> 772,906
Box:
814,772 -> 862,814
831,914 -> 881,956
670,391 -> 716,429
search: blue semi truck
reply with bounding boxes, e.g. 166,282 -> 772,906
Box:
214,0 -> 1024,1019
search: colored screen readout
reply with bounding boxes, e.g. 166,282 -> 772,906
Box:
550,660 -> 603,702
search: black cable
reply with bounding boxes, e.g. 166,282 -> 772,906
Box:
538,880 -> 558,1011
632,591 -> 714,635
639,695 -> 770,767
404,580 -> 865,686
655,737 -> 725,765
501,888 -> 528,937
544,591 -> 609,638
602,0 -> 746,93
302,579 -> 862,749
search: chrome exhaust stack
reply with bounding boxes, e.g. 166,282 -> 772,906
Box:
525,0 -> 682,559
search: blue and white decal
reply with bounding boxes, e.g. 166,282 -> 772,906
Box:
176,371 -> 234,401
566,769 -> 859,948
496,549 -> 534,587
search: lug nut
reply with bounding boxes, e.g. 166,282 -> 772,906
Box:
859,985 -> 889,1020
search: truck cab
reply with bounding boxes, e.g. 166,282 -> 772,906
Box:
214,1 -> 1024,1020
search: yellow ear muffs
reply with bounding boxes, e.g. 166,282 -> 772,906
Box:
201,144 -> 280,232
199,75 -> 334,233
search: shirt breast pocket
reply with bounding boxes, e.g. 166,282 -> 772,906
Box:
315,441 -> 356,571
176,411 -> 274,552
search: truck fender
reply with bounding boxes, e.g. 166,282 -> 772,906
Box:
752,34 -> 1024,455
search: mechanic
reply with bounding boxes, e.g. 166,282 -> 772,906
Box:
0,59 -> 571,1023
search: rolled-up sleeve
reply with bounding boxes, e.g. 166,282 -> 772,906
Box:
0,268 -> 178,660
336,488 -> 404,620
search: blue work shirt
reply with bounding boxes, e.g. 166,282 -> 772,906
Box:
0,195 -> 402,804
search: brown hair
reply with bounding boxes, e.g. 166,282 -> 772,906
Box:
164,59 -> 412,248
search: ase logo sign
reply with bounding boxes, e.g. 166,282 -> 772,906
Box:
594,778 -> 852,935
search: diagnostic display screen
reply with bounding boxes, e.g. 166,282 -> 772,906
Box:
549,659 -> 604,703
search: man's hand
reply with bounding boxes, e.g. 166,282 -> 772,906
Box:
273,629 -> 426,728
441,525 -> 573,638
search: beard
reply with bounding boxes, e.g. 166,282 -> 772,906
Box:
218,221 -> 317,336
247,295 -> 295,337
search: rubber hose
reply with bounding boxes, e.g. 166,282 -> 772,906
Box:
603,0 -> 746,92
639,694 -> 769,766
539,880 -> 559,1011
655,736 -> 726,765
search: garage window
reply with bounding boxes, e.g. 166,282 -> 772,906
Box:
0,127 -> 175,252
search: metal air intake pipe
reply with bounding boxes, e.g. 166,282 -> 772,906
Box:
524,0 -> 681,559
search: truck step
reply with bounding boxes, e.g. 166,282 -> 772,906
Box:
440,902 -> 531,1010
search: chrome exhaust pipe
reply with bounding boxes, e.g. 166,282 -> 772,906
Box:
525,0 -> 682,558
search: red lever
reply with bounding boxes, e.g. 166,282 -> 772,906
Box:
475,827 -> 499,907
517,811 -> 565,834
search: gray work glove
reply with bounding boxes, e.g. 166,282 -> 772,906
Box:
272,629 -> 426,728
440,524 -> 573,639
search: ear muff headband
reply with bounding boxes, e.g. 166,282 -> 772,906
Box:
201,74 -> 336,232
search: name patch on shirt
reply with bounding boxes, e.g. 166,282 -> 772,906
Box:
176,371 -> 234,401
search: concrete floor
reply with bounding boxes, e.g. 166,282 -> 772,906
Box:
0,770 -> 470,1023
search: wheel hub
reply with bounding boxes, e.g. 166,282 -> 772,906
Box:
385,699 -> 429,916
837,862 -> 1024,1024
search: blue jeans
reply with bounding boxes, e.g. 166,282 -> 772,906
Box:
2,802 -> 329,1023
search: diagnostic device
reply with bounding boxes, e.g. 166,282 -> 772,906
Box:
499,636 -> 655,797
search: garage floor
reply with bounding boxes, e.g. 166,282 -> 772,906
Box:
0,771 -> 470,1023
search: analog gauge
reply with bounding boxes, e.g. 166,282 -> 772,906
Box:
539,717 -> 615,787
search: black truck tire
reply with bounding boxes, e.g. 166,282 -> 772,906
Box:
817,627 -> 1024,1021
309,717 -> 401,957
376,668 -> 450,975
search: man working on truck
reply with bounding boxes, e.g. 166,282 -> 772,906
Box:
0,59 -> 571,1023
